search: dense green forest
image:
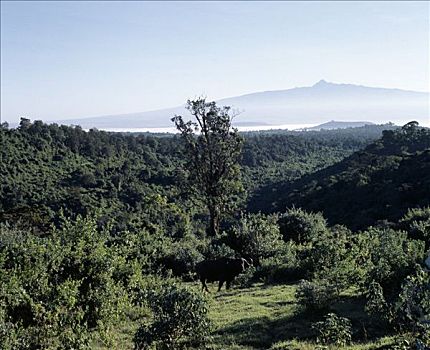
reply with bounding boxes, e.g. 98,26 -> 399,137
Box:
249,121 -> 430,229
0,119 -> 397,232
0,116 -> 428,350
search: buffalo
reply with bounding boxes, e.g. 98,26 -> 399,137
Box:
195,257 -> 252,292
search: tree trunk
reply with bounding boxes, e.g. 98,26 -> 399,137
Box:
208,206 -> 220,237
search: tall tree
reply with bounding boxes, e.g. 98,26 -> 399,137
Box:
172,98 -> 243,236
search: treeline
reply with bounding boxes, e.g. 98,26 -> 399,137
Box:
1,119 -> 188,235
0,119 -> 394,232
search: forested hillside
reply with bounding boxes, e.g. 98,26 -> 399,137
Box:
1,120 -> 193,241
0,119 -> 396,232
250,121 -> 430,229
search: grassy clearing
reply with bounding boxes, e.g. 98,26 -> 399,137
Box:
94,282 -> 395,349
205,283 -> 395,350
207,283 -> 301,349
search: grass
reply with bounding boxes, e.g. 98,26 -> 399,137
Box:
208,283 -> 301,349
93,282 -> 396,349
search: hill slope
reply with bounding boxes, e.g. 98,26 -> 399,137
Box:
248,123 -> 430,229
307,120 -> 375,130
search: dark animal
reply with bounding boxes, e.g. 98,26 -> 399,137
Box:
195,257 -> 252,292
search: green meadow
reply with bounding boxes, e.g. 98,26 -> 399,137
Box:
95,282 -> 396,350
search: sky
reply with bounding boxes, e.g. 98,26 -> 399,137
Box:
1,1 -> 429,123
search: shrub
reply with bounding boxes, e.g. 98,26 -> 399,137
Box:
364,265 -> 430,345
365,281 -> 392,324
312,313 -> 352,346
390,333 -> 430,350
131,274 -> 179,309
364,227 -> 425,296
399,207 -> 430,246
224,213 -> 284,266
394,265 -> 430,334
54,215 -> 129,330
253,242 -> 302,284
295,279 -> 337,311
157,235 -> 204,279
235,266 -> 257,288
255,260 -> 292,285
278,208 -> 328,244
0,217 -> 129,350
133,285 -> 211,350
204,241 -> 236,260
308,225 -> 357,293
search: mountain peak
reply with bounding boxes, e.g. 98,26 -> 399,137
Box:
52,80 -> 429,130
313,79 -> 331,87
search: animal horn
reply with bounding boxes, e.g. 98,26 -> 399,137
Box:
244,257 -> 253,266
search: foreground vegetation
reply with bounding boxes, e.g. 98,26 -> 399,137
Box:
3,211 -> 427,349
95,283 -> 401,350
1,105 -> 429,349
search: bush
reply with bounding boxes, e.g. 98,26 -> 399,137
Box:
399,207 -> 430,246
312,313 -> 352,346
295,279 -> 337,311
253,242 -> 302,284
203,241 -> 236,260
157,235 -> 204,279
394,265 -> 430,334
362,227 -> 425,296
308,225 -> 358,293
224,213 -> 284,266
234,266 -> 257,288
278,208 -> 328,244
390,332 -> 430,350
365,281 -> 392,324
255,260 -> 295,285
364,264 -> 430,347
133,285 -> 210,350
0,217 -> 129,350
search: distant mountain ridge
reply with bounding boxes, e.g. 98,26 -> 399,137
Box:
307,120 -> 375,130
54,80 -> 429,129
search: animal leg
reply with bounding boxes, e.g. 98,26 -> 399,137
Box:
218,280 -> 224,292
201,278 -> 210,293
226,279 -> 232,290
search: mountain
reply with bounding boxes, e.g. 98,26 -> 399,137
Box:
54,80 -> 429,129
307,120 -> 375,130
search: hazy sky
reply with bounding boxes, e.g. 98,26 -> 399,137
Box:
1,1 -> 429,123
